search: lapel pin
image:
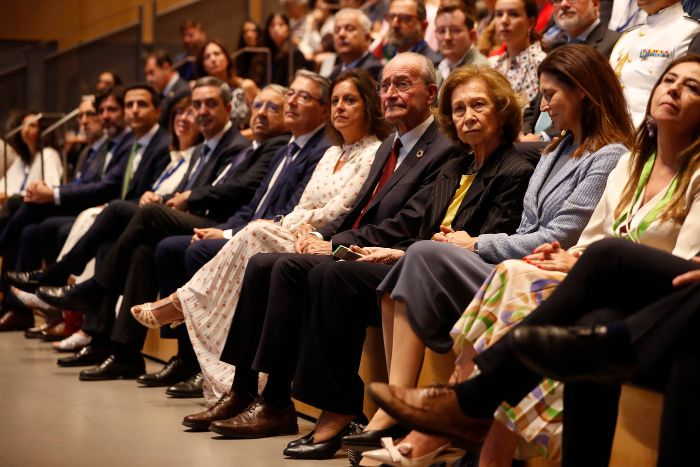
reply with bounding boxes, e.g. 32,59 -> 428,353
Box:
416,149 -> 424,158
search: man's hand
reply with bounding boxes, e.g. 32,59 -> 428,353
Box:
166,191 -> 191,211
354,246 -> 405,264
191,227 -> 224,243
673,257 -> 700,287
23,181 -> 53,204
139,191 -> 162,207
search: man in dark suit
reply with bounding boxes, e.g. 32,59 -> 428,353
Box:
521,0 -> 621,140
145,49 -> 190,127
183,53 -> 456,445
383,0 -> 443,66
328,8 -> 384,82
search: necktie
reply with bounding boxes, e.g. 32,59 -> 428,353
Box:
74,147 -> 95,182
252,142 -> 299,220
183,144 -> 211,190
120,142 -> 141,199
352,138 -> 402,229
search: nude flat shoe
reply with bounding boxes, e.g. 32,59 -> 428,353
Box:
130,293 -> 184,329
361,437 -> 462,467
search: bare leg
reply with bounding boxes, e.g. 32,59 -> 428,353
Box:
312,410 -> 355,443
381,293 -> 395,373
478,421 -> 518,467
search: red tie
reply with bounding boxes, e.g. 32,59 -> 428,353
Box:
352,138 -> 402,229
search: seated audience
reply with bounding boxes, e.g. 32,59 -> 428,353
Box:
96,70 -> 122,93
434,3 -> 490,89
131,69 -> 389,401
382,0 -> 443,65
235,19 -> 267,87
370,52 -> 700,465
325,9 -> 383,82
610,0 -> 698,127
265,14 -> 311,87
144,50 -> 190,127
355,44 -> 633,465
175,19 -> 208,82
489,0 -> 547,108
196,40 -> 259,127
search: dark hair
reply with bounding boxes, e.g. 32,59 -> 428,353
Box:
436,3 -> 477,29
146,49 -> 174,68
168,93 -> 203,151
436,66 -> 522,146
123,83 -> 161,108
195,39 -> 234,81
538,44 -> 633,159
238,19 -> 264,49
264,13 -> 291,54
100,70 -> 122,87
95,86 -> 125,109
616,53 -> 700,223
9,111 -> 59,164
180,19 -> 203,34
326,69 -> 391,144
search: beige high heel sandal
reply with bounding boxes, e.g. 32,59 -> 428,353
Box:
130,293 -> 184,329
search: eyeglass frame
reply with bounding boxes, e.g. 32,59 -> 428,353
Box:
284,88 -> 323,105
252,100 -> 282,113
376,77 -> 427,96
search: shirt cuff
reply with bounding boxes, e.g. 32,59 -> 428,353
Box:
540,132 -> 551,142
53,187 -> 61,205
309,231 -> 324,240
223,229 -> 233,240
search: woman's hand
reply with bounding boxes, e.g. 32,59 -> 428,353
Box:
292,223 -> 315,239
524,242 -> 580,273
432,226 -> 477,251
524,241 -> 563,261
354,246 -> 405,264
673,257 -> 700,287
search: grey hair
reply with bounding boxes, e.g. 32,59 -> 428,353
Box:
261,83 -> 288,96
386,52 -> 436,86
335,8 -> 372,34
193,76 -> 233,104
294,69 -> 331,104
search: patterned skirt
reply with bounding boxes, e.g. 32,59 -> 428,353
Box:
451,259 -> 567,460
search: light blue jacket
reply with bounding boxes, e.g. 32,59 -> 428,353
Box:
477,134 -> 627,263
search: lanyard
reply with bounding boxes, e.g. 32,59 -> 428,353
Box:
19,163 -> 30,192
612,152 -> 678,242
152,158 -> 185,191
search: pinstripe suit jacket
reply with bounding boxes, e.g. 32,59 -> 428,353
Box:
477,134 -> 628,264
400,143 -> 534,247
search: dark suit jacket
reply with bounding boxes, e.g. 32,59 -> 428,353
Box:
159,76 -> 191,127
187,134 -> 290,222
168,125 -> 250,198
523,23 -> 621,136
218,127 -> 332,232
58,131 -> 135,210
328,52 -> 384,82
123,126 -> 171,201
413,41 -> 443,67
323,120 -> 457,248
404,143 -> 534,247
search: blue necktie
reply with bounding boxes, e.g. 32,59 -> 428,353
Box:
252,142 -> 299,220
183,144 -> 211,190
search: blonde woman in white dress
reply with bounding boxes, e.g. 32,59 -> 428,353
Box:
131,69 -> 391,401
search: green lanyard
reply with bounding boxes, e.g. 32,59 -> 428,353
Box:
612,152 -> 678,242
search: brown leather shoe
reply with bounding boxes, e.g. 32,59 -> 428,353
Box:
367,383 -> 492,450
182,391 -> 254,431
0,311 -> 34,332
209,398 -> 298,439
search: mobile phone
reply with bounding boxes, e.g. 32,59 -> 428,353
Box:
333,245 -> 365,261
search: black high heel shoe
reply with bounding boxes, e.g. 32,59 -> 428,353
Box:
283,421 -> 363,460
342,423 -> 410,451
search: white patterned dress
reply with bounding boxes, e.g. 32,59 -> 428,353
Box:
489,42 -> 546,108
177,135 -> 381,402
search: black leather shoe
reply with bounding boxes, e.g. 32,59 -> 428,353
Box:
137,357 -> 194,387
6,270 -> 44,293
510,325 -> 638,383
24,319 -> 60,339
79,355 -> 145,381
57,345 -> 110,367
37,281 -> 103,313
0,310 -> 34,331
284,421 -> 361,460
342,422 -> 409,451
166,372 -> 204,398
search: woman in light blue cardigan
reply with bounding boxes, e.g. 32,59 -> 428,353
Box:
356,45 -> 635,464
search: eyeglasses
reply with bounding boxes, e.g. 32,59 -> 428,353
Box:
435,27 -> 468,37
376,78 -> 418,95
384,13 -> 418,24
551,0 -> 579,5
252,100 -> 282,113
78,111 -> 98,119
285,89 -> 322,104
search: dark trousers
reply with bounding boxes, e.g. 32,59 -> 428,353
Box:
462,239 -> 700,466
293,260 -> 391,415
89,203 -> 216,352
0,202 -> 81,252
219,253 -> 334,391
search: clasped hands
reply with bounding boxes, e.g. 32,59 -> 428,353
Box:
431,225 -> 477,251
523,240 -> 579,273
294,224 -> 332,255
23,181 -> 53,204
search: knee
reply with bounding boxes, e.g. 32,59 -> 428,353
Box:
184,239 -> 224,275
155,236 -> 189,267
403,240 -> 448,267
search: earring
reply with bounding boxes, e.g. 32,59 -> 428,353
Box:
645,115 -> 656,138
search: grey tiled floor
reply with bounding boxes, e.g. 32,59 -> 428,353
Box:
0,332 -> 348,466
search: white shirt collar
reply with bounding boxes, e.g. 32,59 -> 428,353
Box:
647,2 -> 684,26
290,124 -> 325,152
135,123 -> 159,149
204,120 -> 232,153
574,18 -> 601,42
90,134 -> 108,152
396,115 -> 434,155
170,146 -> 195,165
